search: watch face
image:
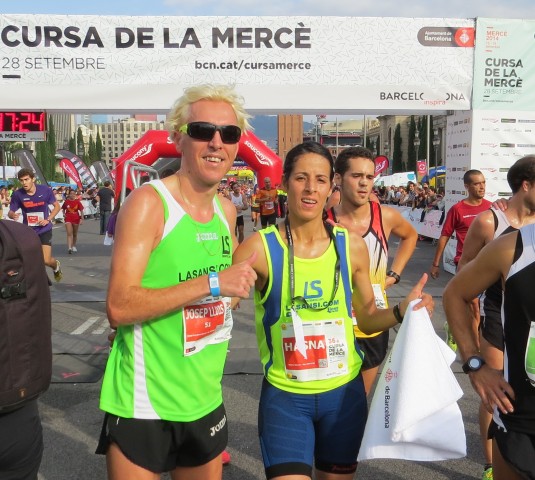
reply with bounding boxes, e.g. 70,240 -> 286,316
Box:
468,357 -> 482,369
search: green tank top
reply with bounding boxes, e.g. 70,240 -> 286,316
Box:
100,180 -> 233,421
255,225 -> 363,394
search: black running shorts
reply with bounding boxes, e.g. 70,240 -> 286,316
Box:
490,421 -> 535,479
95,403 -> 228,473
357,330 -> 390,370
480,315 -> 505,351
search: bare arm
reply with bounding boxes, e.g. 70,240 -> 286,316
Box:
44,200 -> 61,224
382,207 -> 418,288
106,187 -> 257,327
232,231 -> 269,290
350,232 -> 433,334
456,210 -> 494,271
430,235 -> 449,278
443,233 -> 517,414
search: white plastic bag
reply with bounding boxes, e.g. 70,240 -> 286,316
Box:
358,300 -> 466,462
103,235 -> 113,246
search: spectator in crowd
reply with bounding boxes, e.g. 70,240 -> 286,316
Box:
96,181 -> 115,235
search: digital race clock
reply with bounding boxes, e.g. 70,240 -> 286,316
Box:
0,111 -> 46,142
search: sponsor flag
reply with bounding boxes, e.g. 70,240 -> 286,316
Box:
56,150 -> 98,189
59,158 -> 82,188
91,160 -> 114,186
417,160 -> 427,180
374,155 -> 389,177
12,149 -> 48,185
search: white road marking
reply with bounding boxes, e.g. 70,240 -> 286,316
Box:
92,317 -> 110,335
71,316 -> 100,335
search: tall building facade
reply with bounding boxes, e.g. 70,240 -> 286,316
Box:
277,115 -> 303,159
78,117 -> 167,167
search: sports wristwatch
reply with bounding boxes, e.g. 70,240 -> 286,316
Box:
386,270 -> 401,284
462,355 -> 486,374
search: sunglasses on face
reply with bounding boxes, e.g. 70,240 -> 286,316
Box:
178,122 -> 242,144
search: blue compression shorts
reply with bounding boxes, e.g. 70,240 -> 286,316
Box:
258,375 -> 367,479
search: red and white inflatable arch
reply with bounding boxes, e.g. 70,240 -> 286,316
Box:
112,130 -> 282,194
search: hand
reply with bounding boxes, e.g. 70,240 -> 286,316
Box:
469,366 -> 515,414
219,251 -> 258,299
400,273 -> 434,317
491,198 -> 509,212
108,329 -> 117,347
430,264 -> 440,279
384,276 -> 396,290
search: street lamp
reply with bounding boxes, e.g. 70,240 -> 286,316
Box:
384,141 -> 390,174
413,130 -> 421,177
372,139 -> 377,157
384,141 -> 389,158
432,128 -> 440,186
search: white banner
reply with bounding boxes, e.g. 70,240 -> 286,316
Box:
470,109 -> 535,201
0,15 -> 474,112
472,18 -> 535,111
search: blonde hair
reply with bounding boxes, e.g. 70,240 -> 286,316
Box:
167,84 -> 252,134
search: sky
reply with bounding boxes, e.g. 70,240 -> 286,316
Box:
2,0 -> 534,20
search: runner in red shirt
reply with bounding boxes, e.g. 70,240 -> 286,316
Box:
430,169 -> 491,351
62,189 -> 84,254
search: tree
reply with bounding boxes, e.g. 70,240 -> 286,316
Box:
88,134 -> 96,163
35,115 -> 59,182
69,136 -> 76,154
392,123 -> 402,173
96,128 -> 103,161
76,127 -> 85,158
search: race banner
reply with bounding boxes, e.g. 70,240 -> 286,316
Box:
0,15 -> 474,112
56,149 -> 98,189
472,18 -> 535,111
91,160 -> 114,185
11,149 -> 48,185
416,160 -> 427,180
59,158 -> 82,188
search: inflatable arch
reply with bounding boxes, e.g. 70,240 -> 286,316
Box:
111,129 -> 282,195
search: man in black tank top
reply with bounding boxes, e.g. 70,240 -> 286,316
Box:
444,220 -> 535,480
456,155 -> 535,479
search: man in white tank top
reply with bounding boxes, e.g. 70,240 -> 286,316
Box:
229,181 -> 248,243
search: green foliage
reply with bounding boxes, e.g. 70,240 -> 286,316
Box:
88,134 -> 97,163
76,127 -> 85,157
392,123 -> 402,173
96,128 -> 103,161
34,115 -> 58,182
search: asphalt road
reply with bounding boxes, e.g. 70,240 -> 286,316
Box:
37,211 -> 487,480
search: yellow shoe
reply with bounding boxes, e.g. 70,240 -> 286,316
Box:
482,466 -> 493,480
444,321 -> 457,352
53,260 -> 62,282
